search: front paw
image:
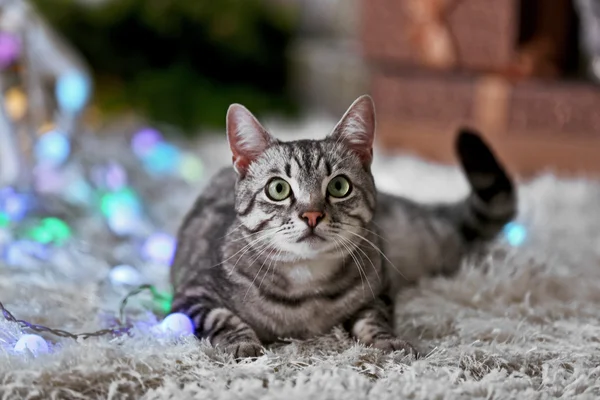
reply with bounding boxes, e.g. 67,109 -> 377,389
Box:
221,341 -> 264,359
372,338 -> 418,357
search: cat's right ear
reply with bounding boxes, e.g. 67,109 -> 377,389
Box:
226,104 -> 275,176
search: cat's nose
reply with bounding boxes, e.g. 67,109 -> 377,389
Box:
301,211 -> 325,228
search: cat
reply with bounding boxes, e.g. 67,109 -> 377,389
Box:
170,95 -> 516,358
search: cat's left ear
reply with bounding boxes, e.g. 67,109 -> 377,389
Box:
329,95 -> 376,165
226,103 -> 275,176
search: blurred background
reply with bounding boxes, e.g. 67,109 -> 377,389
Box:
19,0 -> 600,175
0,0 -> 599,273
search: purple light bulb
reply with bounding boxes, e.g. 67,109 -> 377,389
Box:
0,32 -> 21,69
132,128 -> 163,158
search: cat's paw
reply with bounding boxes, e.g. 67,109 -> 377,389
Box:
372,338 -> 418,357
222,341 -> 264,359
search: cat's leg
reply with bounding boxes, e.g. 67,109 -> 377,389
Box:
172,294 -> 262,358
345,297 -> 417,356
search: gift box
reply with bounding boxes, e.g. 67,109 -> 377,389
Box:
372,69 -> 600,176
361,0 -> 573,77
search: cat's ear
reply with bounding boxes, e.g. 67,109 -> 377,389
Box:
329,95 -> 376,165
226,103 -> 275,176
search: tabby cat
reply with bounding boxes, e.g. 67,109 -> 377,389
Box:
170,95 -> 516,358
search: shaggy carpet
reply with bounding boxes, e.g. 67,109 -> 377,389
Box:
1,116 -> 600,399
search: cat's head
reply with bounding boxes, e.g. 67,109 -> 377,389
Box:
227,95 -> 377,261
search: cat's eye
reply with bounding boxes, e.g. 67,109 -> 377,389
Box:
327,175 -> 352,198
266,178 -> 291,201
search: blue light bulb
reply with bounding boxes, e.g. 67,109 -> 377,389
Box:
142,142 -> 181,176
159,313 -> 194,336
109,264 -> 142,286
142,233 -> 176,265
14,334 -> 49,355
503,222 -> 527,247
55,71 -> 91,113
35,130 -> 71,167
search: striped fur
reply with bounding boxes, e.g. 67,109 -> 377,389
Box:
170,96 -> 516,358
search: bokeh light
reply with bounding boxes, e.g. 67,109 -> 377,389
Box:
34,130 -> 71,167
5,87 -> 27,120
131,128 -> 163,158
14,334 -> 49,356
178,154 -> 204,183
55,71 -> 91,113
109,264 -> 142,286
503,222 -> 527,247
0,32 -> 21,68
159,313 -> 194,336
142,233 -> 176,265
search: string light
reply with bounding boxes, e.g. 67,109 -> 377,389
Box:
142,233 -> 176,265
14,334 -> 49,356
4,240 -> 49,266
4,87 -> 27,120
503,222 -> 527,247
26,218 -> 72,245
0,188 -> 29,222
142,142 -> 181,176
179,153 -> 204,183
0,32 -> 21,68
159,313 -> 194,336
34,130 -> 71,167
100,188 -> 143,235
55,71 -> 91,114
109,265 -> 142,286
131,128 -> 163,158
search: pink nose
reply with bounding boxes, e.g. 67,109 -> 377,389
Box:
301,211 -> 324,228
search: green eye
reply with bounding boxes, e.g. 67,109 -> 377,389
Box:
327,175 -> 352,198
266,178 -> 291,201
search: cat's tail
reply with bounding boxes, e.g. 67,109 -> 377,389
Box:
455,128 -> 517,241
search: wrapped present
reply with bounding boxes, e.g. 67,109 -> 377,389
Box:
361,0 -> 573,78
372,69 -> 600,176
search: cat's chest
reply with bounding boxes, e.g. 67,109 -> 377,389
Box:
284,259 -> 336,290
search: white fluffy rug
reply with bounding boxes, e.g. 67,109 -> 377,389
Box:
2,116 -> 600,399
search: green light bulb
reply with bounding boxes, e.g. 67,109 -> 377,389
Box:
0,212 -> 9,227
41,217 -> 71,244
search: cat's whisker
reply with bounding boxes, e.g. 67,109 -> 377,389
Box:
337,233 -> 381,283
229,233 -> 278,276
212,230 -> 276,271
243,240 -> 277,300
334,222 -> 389,243
228,226 -> 282,244
258,246 -> 279,292
334,235 -> 364,293
335,233 -> 375,299
218,223 -> 244,240
332,236 -> 364,294
345,230 -> 407,280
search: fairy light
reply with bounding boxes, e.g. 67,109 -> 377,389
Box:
178,153 -> 204,183
55,71 -> 91,114
34,130 -> 71,167
109,265 -> 142,286
14,334 -> 49,356
0,212 -> 9,228
4,87 -> 27,120
25,218 -> 72,246
142,142 -> 181,176
131,128 -> 163,158
503,222 -> 527,247
0,188 -> 29,222
4,240 -> 49,266
0,32 -> 21,68
100,188 -> 143,235
142,233 -> 176,265
159,313 -> 194,336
